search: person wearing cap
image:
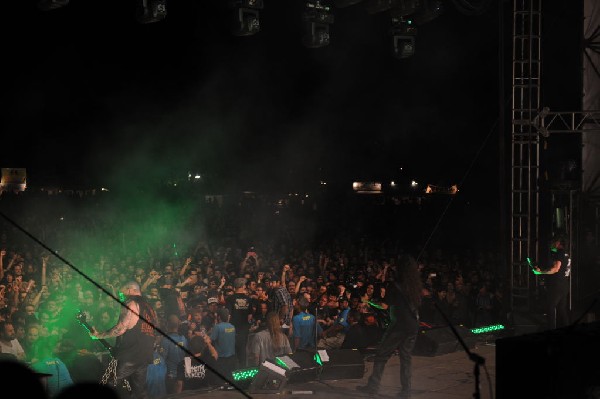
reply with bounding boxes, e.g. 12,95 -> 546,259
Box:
209,307 -> 237,386
317,296 -> 351,350
204,297 -> 219,333
207,296 -> 219,305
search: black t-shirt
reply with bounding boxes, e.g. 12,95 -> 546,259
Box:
225,292 -> 253,334
183,333 -> 219,388
545,248 -> 571,289
341,323 -> 370,350
115,296 -> 158,364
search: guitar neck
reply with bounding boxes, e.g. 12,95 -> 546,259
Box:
78,316 -> 114,355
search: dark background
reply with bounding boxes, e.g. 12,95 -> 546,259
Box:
2,0 -> 503,190
0,1 -> 585,253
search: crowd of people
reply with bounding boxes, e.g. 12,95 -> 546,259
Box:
0,189 -> 511,398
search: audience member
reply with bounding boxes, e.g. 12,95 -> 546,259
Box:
292,297 -> 321,351
318,297 -> 351,350
0,189 -> 517,397
161,314 -> 188,394
225,277 -> 252,368
0,320 -> 26,360
182,334 -> 219,390
209,307 -> 236,384
247,311 -> 292,366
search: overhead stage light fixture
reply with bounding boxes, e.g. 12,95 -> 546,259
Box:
302,1 -> 335,49
135,0 -> 167,24
37,0 -> 69,11
229,0 -> 264,37
390,17 -> 417,59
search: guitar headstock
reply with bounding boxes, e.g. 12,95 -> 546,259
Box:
75,310 -> 111,353
76,310 -> 87,324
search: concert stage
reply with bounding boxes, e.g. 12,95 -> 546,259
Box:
166,341 -> 497,399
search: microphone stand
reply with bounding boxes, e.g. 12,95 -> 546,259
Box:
314,304 -> 323,381
434,303 -> 485,399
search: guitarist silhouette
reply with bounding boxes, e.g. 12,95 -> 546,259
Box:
83,281 -> 159,399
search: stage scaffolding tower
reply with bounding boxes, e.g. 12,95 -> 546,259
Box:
510,0 -> 542,312
510,0 -> 600,313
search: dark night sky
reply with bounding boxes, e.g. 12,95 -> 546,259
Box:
0,1 -> 581,195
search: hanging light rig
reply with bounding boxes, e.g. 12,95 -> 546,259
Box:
229,0 -> 264,36
389,16 -> 417,59
302,1 -> 335,49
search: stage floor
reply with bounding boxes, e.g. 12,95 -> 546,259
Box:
166,339 -> 497,399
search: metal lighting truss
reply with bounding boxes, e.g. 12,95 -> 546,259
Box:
510,0 -> 600,312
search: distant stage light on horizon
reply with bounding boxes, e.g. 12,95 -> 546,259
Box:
353,181 -> 382,193
425,184 -> 458,194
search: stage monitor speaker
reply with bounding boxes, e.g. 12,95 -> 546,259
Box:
496,321 -> 600,399
319,349 -> 365,380
413,325 -> 476,356
286,350 -> 320,384
248,362 -> 288,394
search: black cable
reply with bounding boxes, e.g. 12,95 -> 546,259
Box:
0,210 -> 253,399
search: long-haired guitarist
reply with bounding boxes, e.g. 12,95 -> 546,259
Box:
88,281 -> 159,399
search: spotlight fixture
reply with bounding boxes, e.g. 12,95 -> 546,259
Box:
229,0 -> 264,37
333,0 -> 362,7
135,0 -> 167,24
37,0 -> 69,11
363,0 -> 394,14
302,1 -> 335,49
390,17 -> 417,59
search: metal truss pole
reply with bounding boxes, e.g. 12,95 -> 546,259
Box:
510,0 -> 542,312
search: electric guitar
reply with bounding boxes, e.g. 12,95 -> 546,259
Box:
76,310 -> 132,392
527,257 -> 542,275
76,310 -> 114,356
